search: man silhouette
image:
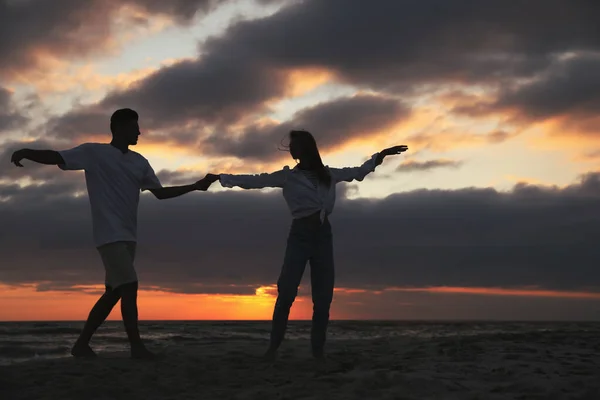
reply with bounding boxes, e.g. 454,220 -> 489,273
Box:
11,108 -> 212,359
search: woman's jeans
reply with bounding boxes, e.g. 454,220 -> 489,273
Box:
269,213 -> 335,352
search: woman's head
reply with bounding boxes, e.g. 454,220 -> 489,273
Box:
287,130 -> 331,186
289,130 -> 319,162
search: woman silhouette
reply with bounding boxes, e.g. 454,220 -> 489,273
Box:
211,130 -> 407,360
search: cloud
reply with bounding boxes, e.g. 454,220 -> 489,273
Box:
26,63 -> 168,96
446,53 -> 600,140
396,159 -> 463,173
199,0 -> 599,89
494,53 -> 600,124
0,88 -> 27,134
204,94 -> 410,160
46,108 -> 109,142
0,0 -> 225,79
486,130 -> 517,143
43,0 -> 600,151
2,169 -> 600,296
45,59 -> 289,140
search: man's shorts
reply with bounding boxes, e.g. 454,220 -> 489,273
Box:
97,241 -> 137,290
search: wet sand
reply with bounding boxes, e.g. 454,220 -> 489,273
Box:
2,328 -> 599,400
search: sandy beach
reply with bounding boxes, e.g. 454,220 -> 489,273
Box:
1,327 -> 599,400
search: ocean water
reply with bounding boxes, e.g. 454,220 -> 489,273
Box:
0,320 -> 598,366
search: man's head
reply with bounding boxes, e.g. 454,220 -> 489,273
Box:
110,108 -> 140,145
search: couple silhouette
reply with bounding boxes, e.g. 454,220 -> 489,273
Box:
10,108 -> 408,361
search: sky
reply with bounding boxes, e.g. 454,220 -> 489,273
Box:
1,0 -> 600,321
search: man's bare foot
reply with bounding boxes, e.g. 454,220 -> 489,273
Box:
262,348 -> 277,362
131,344 -> 157,359
71,343 -> 97,358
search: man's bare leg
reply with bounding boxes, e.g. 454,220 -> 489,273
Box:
71,286 -> 121,358
119,281 -> 154,358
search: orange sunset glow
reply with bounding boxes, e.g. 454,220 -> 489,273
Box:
2,284 -> 599,321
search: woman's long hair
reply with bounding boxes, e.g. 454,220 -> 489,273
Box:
280,130 -> 331,187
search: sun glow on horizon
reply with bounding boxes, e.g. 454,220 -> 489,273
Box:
1,284 -> 599,321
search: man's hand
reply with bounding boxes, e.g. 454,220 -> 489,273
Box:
10,149 -> 64,166
382,145 -> 408,156
11,149 -> 26,167
194,179 -> 210,191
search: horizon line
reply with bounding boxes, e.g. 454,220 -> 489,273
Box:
1,319 -> 599,323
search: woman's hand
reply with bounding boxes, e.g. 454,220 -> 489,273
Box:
375,145 -> 408,165
382,145 -> 408,156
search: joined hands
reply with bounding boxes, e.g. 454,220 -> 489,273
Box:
193,173 -> 220,191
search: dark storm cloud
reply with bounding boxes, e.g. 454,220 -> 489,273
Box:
200,0 -> 600,88
0,178 -> 82,204
2,169 -> 600,295
46,0 -> 600,148
204,94 -> 410,160
494,53 -> 600,122
45,107 -> 109,141
0,88 -> 27,133
0,0 -> 227,77
101,58 -> 287,131
396,159 -> 463,173
46,60 -> 287,140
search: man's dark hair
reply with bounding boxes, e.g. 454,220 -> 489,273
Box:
110,108 -> 138,135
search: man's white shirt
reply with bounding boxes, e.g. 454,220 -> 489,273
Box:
58,143 -> 162,247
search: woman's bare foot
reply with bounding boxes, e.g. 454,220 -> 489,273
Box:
70,342 -> 97,358
262,347 -> 277,362
312,347 -> 325,360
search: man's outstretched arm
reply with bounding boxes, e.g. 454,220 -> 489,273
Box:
11,149 -> 65,167
147,175 -> 218,200
148,184 -> 197,200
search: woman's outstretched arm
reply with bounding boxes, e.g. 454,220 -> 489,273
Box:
216,167 -> 289,189
329,145 -> 408,183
